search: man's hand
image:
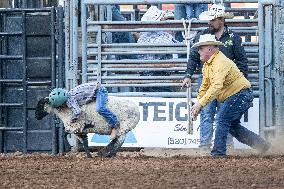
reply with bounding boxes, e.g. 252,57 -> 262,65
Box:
181,77 -> 191,88
191,101 -> 202,121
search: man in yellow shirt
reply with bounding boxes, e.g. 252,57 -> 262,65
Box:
191,34 -> 270,157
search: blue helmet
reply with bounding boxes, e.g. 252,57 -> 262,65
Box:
48,88 -> 68,108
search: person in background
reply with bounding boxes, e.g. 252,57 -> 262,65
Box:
190,34 -> 270,157
110,5 -> 136,59
174,3 -> 208,42
223,3 -> 231,9
137,6 -> 179,92
182,4 -> 249,154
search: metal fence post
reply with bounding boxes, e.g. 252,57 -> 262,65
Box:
275,1 -> 284,137
57,6 -> 65,154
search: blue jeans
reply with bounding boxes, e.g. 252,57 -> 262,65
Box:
111,5 -> 136,59
211,89 -> 267,156
174,4 -> 208,20
112,5 -> 125,22
112,5 -> 135,43
96,87 -> 119,128
197,76 -> 234,148
174,4 -> 208,42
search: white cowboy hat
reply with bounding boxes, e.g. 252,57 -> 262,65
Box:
192,34 -> 224,48
141,6 -> 174,21
199,3 -> 234,21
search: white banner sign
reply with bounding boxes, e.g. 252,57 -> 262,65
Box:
88,97 -> 259,149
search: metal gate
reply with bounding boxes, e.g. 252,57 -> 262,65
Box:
78,0 -> 258,97
0,7 -> 65,154
258,0 -> 284,139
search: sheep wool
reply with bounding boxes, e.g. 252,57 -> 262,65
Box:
51,96 -> 140,135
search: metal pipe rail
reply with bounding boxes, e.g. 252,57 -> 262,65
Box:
89,47 -> 259,53
87,57 -> 258,64
136,7 -> 258,19
88,19 -> 258,29
92,27 -> 258,32
88,64 -> 259,71
0,8 -> 54,12
89,50 -> 259,55
87,71 -> 259,78
88,65 -> 259,72
88,41 -> 258,48
83,0 -> 258,5
88,43 -> 258,50
87,72 -> 260,79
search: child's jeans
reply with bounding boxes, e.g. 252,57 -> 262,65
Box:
96,87 -> 119,128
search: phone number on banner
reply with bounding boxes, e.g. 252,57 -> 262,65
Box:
167,137 -> 200,146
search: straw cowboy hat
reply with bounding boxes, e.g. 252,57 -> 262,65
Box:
199,3 -> 234,20
141,6 -> 174,21
192,34 -> 224,48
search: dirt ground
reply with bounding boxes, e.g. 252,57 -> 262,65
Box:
0,149 -> 284,189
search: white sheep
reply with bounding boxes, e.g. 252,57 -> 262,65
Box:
35,96 -> 140,158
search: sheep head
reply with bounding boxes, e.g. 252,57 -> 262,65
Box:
35,97 -> 50,120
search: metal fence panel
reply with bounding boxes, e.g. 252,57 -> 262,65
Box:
79,0 -> 259,97
0,8 -> 64,153
258,0 -> 284,138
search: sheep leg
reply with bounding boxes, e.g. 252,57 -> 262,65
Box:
76,134 -> 92,158
97,138 -> 118,157
107,134 -> 126,157
63,131 -> 71,152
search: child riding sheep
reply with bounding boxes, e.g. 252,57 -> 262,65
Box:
48,82 -> 120,139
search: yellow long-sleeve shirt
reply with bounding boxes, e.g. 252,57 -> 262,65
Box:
197,51 -> 251,107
